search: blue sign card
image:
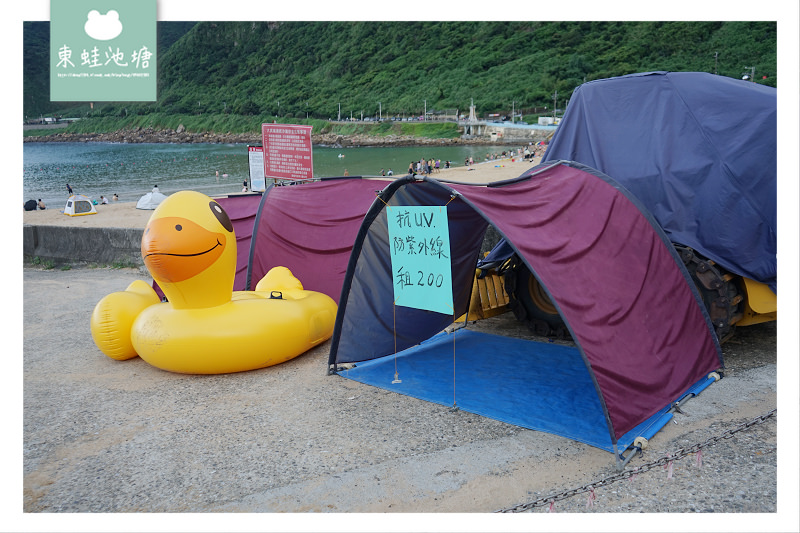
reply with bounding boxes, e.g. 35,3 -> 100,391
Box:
387,205 -> 453,315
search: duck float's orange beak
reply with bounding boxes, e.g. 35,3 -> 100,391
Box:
142,216 -> 227,283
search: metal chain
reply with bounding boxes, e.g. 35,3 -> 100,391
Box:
496,408 -> 776,513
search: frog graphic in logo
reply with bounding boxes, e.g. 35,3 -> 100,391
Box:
84,9 -> 123,41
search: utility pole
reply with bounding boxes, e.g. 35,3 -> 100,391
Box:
713,51 -> 719,75
552,90 -> 558,121
378,102 -> 382,121
424,100 -> 427,121
512,101 -> 515,123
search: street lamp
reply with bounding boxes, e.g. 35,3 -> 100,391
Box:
742,66 -> 755,82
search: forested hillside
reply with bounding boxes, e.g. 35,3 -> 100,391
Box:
24,21 -> 776,121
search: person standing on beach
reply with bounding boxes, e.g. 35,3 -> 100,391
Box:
66,183 -> 73,195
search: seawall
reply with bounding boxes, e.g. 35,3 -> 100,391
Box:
23,225 -> 144,266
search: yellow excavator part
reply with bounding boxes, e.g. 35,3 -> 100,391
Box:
736,277 -> 777,326
457,269 -> 510,322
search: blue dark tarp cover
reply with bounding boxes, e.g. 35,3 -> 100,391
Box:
542,71 -> 777,291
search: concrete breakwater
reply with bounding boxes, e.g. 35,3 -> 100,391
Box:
23,224 -> 145,267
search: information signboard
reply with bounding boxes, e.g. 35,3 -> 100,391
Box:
387,205 -> 453,315
261,124 -> 314,181
247,146 -> 266,192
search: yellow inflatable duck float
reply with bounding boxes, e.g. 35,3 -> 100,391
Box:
90,190 -> 338,374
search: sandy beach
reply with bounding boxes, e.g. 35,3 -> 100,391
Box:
22,156 -> 540,229
18,263 -> 782,523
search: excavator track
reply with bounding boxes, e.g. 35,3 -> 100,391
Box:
674,245 -> 743,344
502,245 -> 743,344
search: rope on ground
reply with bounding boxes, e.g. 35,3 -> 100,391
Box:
495,408 -> 777,513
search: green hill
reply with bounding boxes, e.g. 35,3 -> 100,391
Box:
24,21 -> 776,124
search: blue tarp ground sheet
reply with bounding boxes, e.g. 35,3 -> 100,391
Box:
339,329 -> 703,453
340,329 -> 616,451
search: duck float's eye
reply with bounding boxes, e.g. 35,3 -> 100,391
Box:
175,224 -> 183,231
210,201 -> 233,232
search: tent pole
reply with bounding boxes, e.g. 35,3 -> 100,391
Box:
245,184 -> 274,291
613,443 -> 624,471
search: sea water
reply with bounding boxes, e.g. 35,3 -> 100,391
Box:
23,142 -> 515,208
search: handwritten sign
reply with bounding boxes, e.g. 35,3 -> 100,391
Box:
387,206 -> 453,315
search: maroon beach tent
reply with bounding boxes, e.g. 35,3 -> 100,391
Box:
325,162 -> 723,464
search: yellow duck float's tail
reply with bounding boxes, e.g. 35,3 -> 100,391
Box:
254,265 -> 304,293
90,280 -> 161,361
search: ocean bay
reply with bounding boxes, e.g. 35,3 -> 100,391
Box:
23,142 -> 514,208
